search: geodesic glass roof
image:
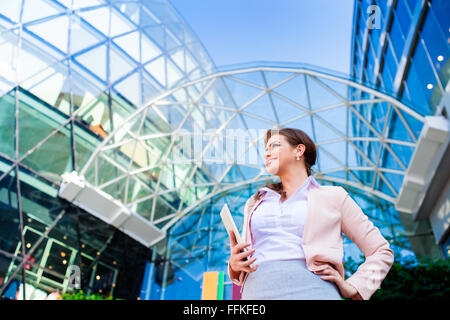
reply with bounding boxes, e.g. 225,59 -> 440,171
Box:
0,0 -> 214,112
78,63 -> 425,261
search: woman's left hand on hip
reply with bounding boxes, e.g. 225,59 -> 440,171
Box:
312,264 -> 359,299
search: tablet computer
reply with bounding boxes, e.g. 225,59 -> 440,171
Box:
220,204 -> 254,268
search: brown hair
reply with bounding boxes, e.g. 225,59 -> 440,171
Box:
253,127 -> 317,201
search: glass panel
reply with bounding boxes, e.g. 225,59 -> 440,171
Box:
18,168 -> 61,226
0,28 -> 14,72
140,6 -> 160,28
145,56 -> 166,87
18,93 -> 73,181
170,49 -> 185,73
166,59 -> 183,87
165,29 -> 180,52
113,31 -> 140,62
222,77 -> 263,107
389,14 -> 405,60
411,39 -> 442,108
381,62 -> 392,94
22,0 -> 60,24
143,1 -> 167,25
0,1 -> 22,22
370,19 -> 382,54
388,143 -> 414,172
0,90 -> 15,158
109,46 -> 136,84
24,61 -> 68,111
69,22 -> 103,54
389,111 -> 414,143
90,261 -> 116,295
78,92 -> 110,130
406,0 -> 418,13
395,0 -> 412,37
74,124 -> 102,174
114,1 -> 140,25
142,74 -> 161,104
110,7 -> 135,37
307,76 -> 343,109
430,0 -> 450,36
366,42 -> 376,82
41,241 -> 72,284
354,44 -> 362,74
404,59 -> 432,116
16,41 -> 53,85
244,93 -> 276,121
108,94 -> 135,139
420,9 -> 450,87
378,0 -> 389,16
0,169 -> 20,255
357,4 -> 367,40
315,105 -> 347,135
27,15 -> 70,53
74,44 -> 107,81
383,42 -> 398,87
79,7 -> 110,35
20,228 -> 45,277
272,96 -> 306,124
142,25 -> 165,51
319,77 -> 348,99
114,72 -> 141,106
141,33 -> 162,63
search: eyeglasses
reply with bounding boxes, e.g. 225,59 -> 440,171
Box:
265,142 -> 281,153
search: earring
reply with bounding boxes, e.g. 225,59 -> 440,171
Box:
296,156 -> 300,160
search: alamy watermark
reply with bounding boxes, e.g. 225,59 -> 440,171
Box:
169,128 -> 278,166
365,265 -> 384,291
366,5 -> 381,30
67,265 -> 81,290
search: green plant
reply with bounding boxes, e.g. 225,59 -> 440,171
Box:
60,290 -> 114,300
344,256 -> 450,300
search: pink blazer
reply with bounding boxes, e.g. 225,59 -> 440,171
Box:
228,185 -> 394,300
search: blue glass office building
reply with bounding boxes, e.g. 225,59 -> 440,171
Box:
0,0 -> 448,300
350,0 -> 449,260
351,0 -> 448,115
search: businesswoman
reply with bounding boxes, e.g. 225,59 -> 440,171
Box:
227,128 -> 394,300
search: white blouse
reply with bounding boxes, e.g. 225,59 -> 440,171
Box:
249,175 -> 321,265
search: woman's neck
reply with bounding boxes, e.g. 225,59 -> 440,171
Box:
279,168 -> 309,194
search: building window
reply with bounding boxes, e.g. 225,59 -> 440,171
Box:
395,0 -> 413,37
382,42 -> 399,91
389,13 -> 406,61
429,0 -> 450,38
420,7 -> 449,89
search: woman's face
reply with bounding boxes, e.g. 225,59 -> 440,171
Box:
264,134 -> 302,175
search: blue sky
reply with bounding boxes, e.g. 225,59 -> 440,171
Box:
170,0 -> 355,75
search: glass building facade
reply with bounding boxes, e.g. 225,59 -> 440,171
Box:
350,0 -> 449,259
0,0 -> 448,301
351,0 -> 449,116
0,0 -> 214,300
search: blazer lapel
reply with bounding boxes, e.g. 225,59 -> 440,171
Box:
243,197 -> 263,245
301,185 -> 320,245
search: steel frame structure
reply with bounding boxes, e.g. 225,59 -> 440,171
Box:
78,65 -> 425,236
0,0 -> 214,299
1,0 -> 443,300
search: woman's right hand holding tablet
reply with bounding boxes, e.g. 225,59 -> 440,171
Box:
228,230 -> 259,274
